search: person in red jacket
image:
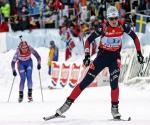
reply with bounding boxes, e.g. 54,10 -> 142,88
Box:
54,6 -> 144,119
0,21 -> 9,32
53,0 -> 64,10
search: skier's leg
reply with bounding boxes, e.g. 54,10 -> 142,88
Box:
55,69 -> 100,116
56,51 -> 107,115
18,62 -> 26,102
26,60 -> 33,101
109,58 -> 121,119
68,52 -> 107,101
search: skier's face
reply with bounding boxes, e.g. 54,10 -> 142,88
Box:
108,17 -> 119,27
20,47 -> 28,53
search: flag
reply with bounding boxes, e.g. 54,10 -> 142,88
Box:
65,40 -> 75,61
135,15 -> 147,33
65,47 -> 72,60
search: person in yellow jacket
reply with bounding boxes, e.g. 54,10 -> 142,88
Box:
48,40 -> 59,75
0,1 -> 10,20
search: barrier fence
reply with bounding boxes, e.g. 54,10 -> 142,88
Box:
50,48 -> 150,88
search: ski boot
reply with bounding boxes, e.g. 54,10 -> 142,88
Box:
28,89 -> 33,102
56,98 -> 74,116
18,91 -> 23,103
111,104 -> 121,119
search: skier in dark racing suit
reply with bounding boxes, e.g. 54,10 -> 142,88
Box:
54,6 -> 144,119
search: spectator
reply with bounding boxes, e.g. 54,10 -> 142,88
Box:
53,0 -> 64,10
10,15 -> 21,32
89,15 -> 102,31
70,16 -> 80,37
59,15 -> 71,28
44,14 -> 56,28
21,4 -> 28,15
80,22 -> 89,33
59,24 -> 75,60
74,0 -> 80,15
0,0 -> 10,21
7,0 -> 16,16
28,0 -> 40,17
19,4 -> 30,31
43,0 -> 54,17
29,16 -> 40,30
20,16 -> 30,31
48,40 -> 59,75
80,0 -> 87,6
145,0 -> 150,15
0,19 -> 9,32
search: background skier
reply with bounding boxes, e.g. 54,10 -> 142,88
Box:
11,41 -> 41,103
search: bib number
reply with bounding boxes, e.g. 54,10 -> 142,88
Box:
102,37 -> 122,47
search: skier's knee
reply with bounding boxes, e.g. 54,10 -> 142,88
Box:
79,73 -> 95,90
110,70 -> 120,90
20,78 -> 25,83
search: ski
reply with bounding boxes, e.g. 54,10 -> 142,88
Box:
109,117 -> 131,121
43,114 -> 66,121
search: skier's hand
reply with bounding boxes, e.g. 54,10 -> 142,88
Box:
137,51 -> 144,64
37,64 -> 41,70
83,54 -> 90,67
13,70 -> 17,76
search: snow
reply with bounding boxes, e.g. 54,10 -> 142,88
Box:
0,47 -> 150,125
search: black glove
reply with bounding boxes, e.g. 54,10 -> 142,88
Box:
37,64 -> 41,70
137,51 -> 144,64
83,54 -> 90,67
13,70 -> 17,76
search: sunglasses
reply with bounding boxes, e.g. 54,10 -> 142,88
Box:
108,17 -> 119,21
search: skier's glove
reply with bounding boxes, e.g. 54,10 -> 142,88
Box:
83,54 -> 90,67
137,51 -> 144,64
13,70 -> 17,76
37,64 -> 41,70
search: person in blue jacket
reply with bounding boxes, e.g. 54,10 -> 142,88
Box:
11,41 -> 41,102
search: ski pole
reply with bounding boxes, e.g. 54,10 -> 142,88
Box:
7,77 -> 16,102
129,15 -> 146,64
129,15 -> 135,31
38,70 -> 44,102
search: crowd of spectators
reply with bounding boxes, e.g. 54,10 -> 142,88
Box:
0,0 -> 150,34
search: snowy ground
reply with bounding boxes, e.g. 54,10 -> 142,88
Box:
0,48 -> 150,125
0,86 -> 150,125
